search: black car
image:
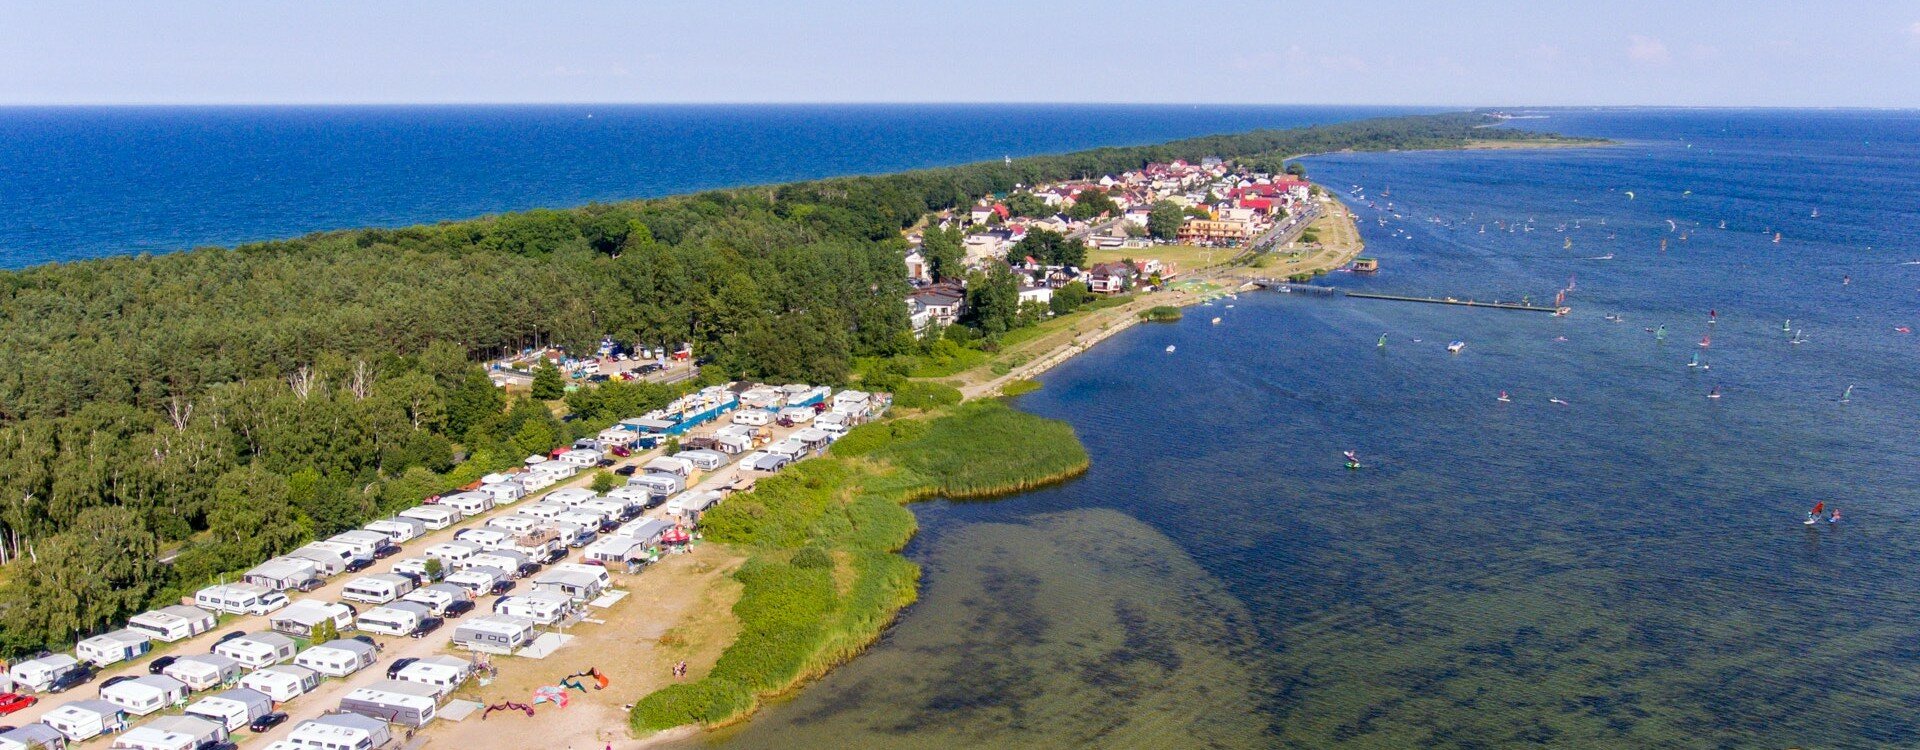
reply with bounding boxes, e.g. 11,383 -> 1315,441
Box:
212,631 -> 247,648
344,557 -> 374,573
490,580 -> 516,596
614,465 -> 637,476
408,617 -> 444,638
443,600 -> 476,618
99,674 -> 137,690
147,655 -> 179,675
385,657 -> 419,679
248,712 -> 288,733
394,571 -> 424,587
541,548 -> 567,565
48,666 -> 94,693
350,634 -> 382,651
373,542 -> 402,559
293,578 -> 324,592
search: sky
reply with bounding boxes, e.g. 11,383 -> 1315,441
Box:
4,1 -> 1919,107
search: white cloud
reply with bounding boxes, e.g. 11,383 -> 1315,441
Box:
1628,35 -> 1671,64
1910,21 -> 1920,40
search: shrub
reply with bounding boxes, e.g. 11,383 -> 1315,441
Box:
1139,305 -> 1182,322
1000,379 -> 1042,397
893,380 -> 961,410
630,679 -> 755,732
792,546 -> 833,569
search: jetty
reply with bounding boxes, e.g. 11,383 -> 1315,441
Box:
1248,279 -> 1565,313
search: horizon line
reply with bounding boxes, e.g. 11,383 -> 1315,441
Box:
0,102 -> 1915,112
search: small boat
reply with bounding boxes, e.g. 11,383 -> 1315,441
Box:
1377,333 -> 1388,349
1688,353 -> 1701,369
1698,335 -> 1711,348
1839,384 -> 1853,403
1719,220 -> 1727,229
1782,319 -> 1791,332
1898,326 -> 1912,334
1165,345 -> 1176,353
1497,391 -> 1511,403
1343,451 -> 1362,470
1805,502 -> 1826,525
1773,232 -> 1782,244
1790,330 -> 1805,345
1447,341 -> 1465,353
1811,208 -> 1819,218
1211,317 -> 1222,325
1707,387 -> 1722,400
1549,398 -> 1570,406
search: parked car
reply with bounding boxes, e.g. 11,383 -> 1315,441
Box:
408,617 -> 445,639
213,631 -> 247,647
249,712 -> 289,733
614,465 -> 637,476
491,580 -> 516,596
148,655 -> 178,675
351,635 -> 382,651
0,693 -> 38,716
98,675 -> 137,691
373,542 -> 402,559
48,666 -> 94,693
610,445 -> 632,458
385,658 -> 419,679
344,557 -> 374,573
293,578 -> 324,592
541,548 -> 567,565
394,571 -> 424,587
443,600 -> 476,619
596,458 -> 616,468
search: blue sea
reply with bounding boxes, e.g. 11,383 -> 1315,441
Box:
685,109 -> 1920,749
0,104 -> 1420,267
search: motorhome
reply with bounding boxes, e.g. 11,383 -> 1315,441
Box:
213,632 -> 298,669
364,517 -> 427,543
451,616 -> 535,654
127,605 -> 217,643
475,482 -> 525,506
516,502 -> 570,521
341,574 -> 416,605
557,448 -> 603,468
389,557 -> 443,582
575,498 -> 628,526
398,505 -> 460,530
556,510 -> 612,534
163,654 -> 242,691
604,486 -> 653,515
626,473 -> 682,500
285,714 -> 390,750
327,530 -> 390,559
543,488 -> 597,507
338,679 -> 439,728
294,639 -> 378,678
269,600 -> 355,639
184,687 -> 273,732
355,602 -> 432,636
75,629 -> 152,667
642,456 -> 693,478
194,582 -> 288,616
485,514 -> 543,535
777,406 -> 815,425
101,675 -> 189,717
544,519 -> 596,548
237,664 -> 320,703
730,409 -> 770,426
466,550 -> 533,579
289,541 -> 358,577
114,714 -> 226,750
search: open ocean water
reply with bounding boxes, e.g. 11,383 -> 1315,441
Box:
0,104 -> 1420,267
688,109 -> 1920,749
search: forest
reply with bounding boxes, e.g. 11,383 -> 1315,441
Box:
0,111 -> 1574,654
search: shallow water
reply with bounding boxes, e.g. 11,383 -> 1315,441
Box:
688,109 -> 1920,748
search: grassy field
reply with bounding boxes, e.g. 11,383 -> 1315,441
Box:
1088,244 -> 1241,272
628,399 -> 1087,734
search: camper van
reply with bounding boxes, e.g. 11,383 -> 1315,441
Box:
390,557 -> 444,583
127,605 -> 217,643
556,510 -> 612,535
163,654 -> 243,691
398,505 -> 460,530
625,473 -> 682,501
9,654 -> 82,693
444,568 -> 507,598
475,482 -> 525,506
493,592 -> 572,625
289,541 -> 358,577
665,490 -> 723,522
604,487 -> 653,515
341,574 -> 416,605
184,687 -> 274,732
194,583 -> 288,616
269,600 -> 355,639
674,449 -> 728,471
544,520 -> 596,548
356,602 -> 432,636
642,456 -> 693,478
42,700 -> 128,742
364,517 -> 426,544
339,680 -> 439,728
392,656 -> 470,699
575,498 -> 627,526
327,530 -> 390,559
516,502 -> 570,521
100,675 -> 190,716
730,410 -> 771,426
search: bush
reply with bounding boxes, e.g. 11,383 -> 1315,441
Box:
893,381 -> 961,410
1139,305 -> 1183,322
1000,379 -> 1042,397
792,546 -> 833,569
589,470 -> 618,493
874,399 -> 1088,498
630,679 -> 755,732
829,418 -> 929,458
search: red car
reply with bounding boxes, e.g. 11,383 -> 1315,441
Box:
0,692 -> 38,715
